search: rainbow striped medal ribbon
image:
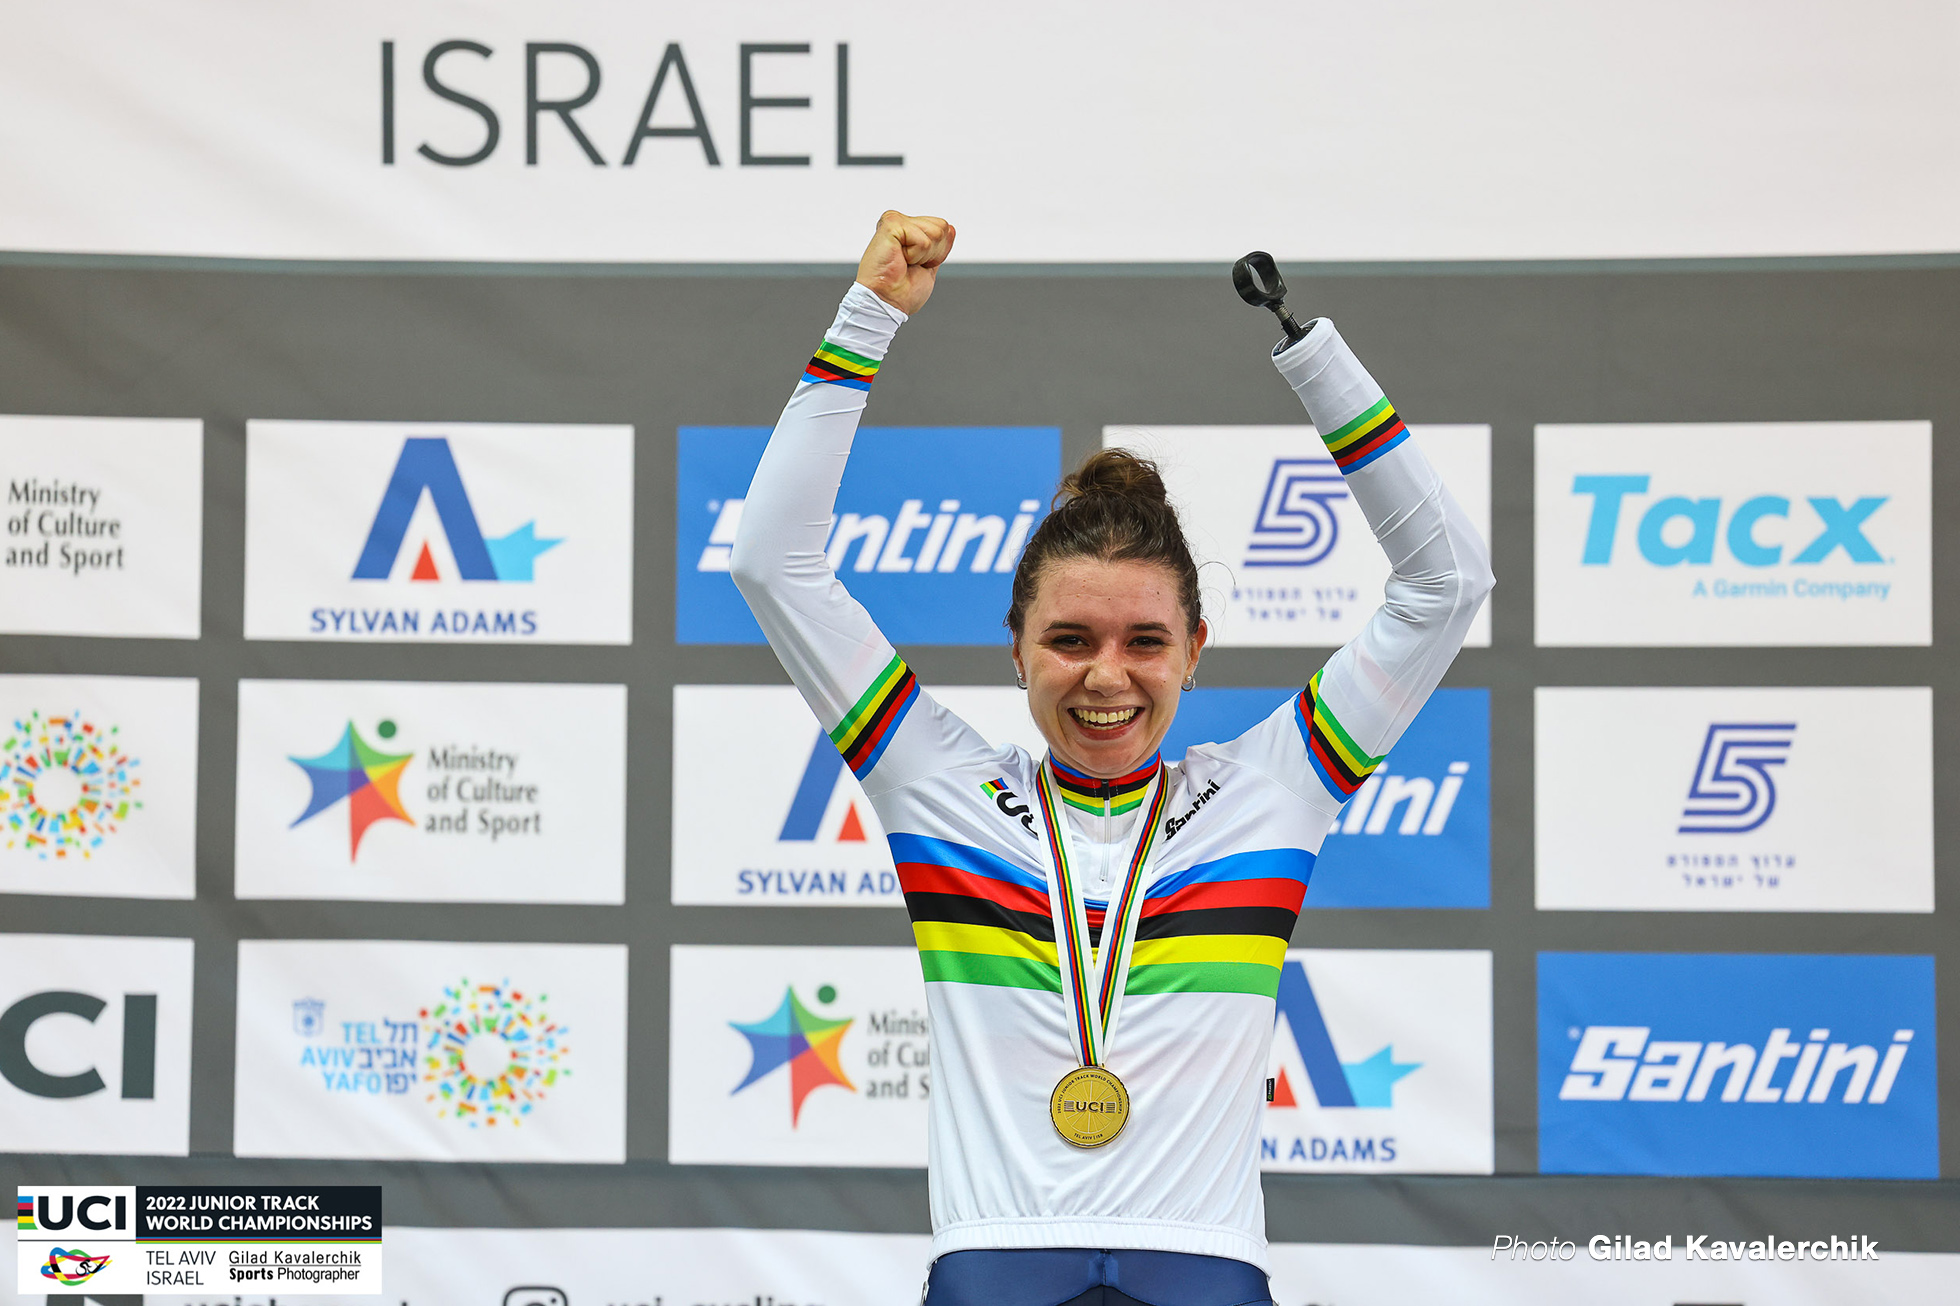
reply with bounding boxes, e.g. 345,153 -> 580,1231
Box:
1032,757 -> 1175,1149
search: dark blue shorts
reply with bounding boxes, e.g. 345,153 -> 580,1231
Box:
924,1247 -> 1273,1306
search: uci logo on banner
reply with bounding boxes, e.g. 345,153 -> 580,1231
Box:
242,421 -> 634,644
1161,688 -> 1489,908
1534,422 -> 1931,646
1102,425 -> 1492,650
676,426 -> 1058,644
1537,953 -> 1938,1179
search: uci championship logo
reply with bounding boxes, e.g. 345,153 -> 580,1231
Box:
0,710 -> 141,860
729,984 -> 856,1126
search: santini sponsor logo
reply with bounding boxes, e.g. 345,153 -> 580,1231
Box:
1559,1024 -> 1914,1105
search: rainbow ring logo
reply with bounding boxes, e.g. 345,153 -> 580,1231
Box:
421,978 -> 571,1126
41,1247 -> 111,1285
1,710 -> 142,859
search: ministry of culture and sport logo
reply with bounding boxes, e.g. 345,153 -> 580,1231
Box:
1244,458 -> 1350,568
421,978 -> 571,1127
1678,723 -> 1796,834
730,985 -> 856,1125
289,718 -> 413,858
0,709 -> 141,859
39,1247 -> 111,1285
354,437 -> 561,583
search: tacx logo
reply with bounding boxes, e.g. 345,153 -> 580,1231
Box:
1271,960 -> 1419,1111
729,983 -> 855,1126
353,437 -> 562,583
1679,723 -> 1795,834
697,495 -> 1042,575
781,734 -> 872,843
1244,459 -> 1349,568
1573,476 -> 1888,568
1559,1025 -> 1914,1106
1325,762 -> 1472,837
980,777 -> 1036,837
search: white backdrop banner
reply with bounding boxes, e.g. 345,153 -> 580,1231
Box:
1107,425 -> 1491,649
1534,422 -> 1932,646
0,675 -> 199,900
2,2 -> 1957,263
671,685 -> 1044,906
1536,687 -> 1934,913
0,416 -> 203,638
236,679 -> 627,903
233,940 -> 628,1163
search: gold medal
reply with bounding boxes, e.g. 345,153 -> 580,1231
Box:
1049,1065 -> 1130,1148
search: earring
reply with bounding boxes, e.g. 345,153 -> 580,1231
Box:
1015,670 -> 1027,689
1181,673 -> 1197,692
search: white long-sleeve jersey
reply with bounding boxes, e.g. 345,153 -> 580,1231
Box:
730,283 -> 1492,1269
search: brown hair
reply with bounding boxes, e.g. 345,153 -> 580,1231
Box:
1006,448 -> 1202,636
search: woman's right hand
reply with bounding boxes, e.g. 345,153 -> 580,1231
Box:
856,210 -> 956,315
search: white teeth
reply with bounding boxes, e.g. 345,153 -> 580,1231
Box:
1071,707 -> 1140,727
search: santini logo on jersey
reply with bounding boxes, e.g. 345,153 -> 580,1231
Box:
1573,477 -> 1886,569
1678,723 -> 1795,834
1162,779 -> 1221,841
353,437 -> 562,583
1559,1025 -> 1914,1105
698,496 -> 1041,574
1244,459 -> 1348,569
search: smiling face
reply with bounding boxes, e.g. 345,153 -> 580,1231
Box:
1010,555 -> 1207,779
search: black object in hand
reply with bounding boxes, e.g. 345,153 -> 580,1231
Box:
1232,250 -> 1308,346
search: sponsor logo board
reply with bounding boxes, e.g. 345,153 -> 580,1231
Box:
235,680 -> 627,903
1263,950 -> 1493,1174
243,422 -> 633,643
1536,687 -> 1932,912
671,685 -> 1045,906
1165,688 -> 1489,909
1104,426 -> 1491,648
669,946 -> 927,1167
0,416 -> 204,638
0,675 -> 198,900
676,426 -> 1058,644
1534,422 -> 1931,645
233,940 -> 627,1163
0,935 -> 193,1155
1538,953 -> 1937,1178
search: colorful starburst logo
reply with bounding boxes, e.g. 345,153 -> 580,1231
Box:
1,710 -> 141,859
40,1247 -> 111,1285
421,978 -> 570,1127
289,719 -> 413,859
729,985 -> 855,1125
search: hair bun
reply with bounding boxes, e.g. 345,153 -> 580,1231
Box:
1057,448 -> 1170,508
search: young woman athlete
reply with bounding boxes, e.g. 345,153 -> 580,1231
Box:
731,213 -> 1493,1306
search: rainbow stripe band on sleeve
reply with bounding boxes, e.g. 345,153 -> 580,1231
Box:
1321,396 -> 1407,473
1294,669 -> 1384,801
829,653 -> 919,779
803,339 -> 880,390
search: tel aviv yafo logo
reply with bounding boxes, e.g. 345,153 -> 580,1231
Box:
421,978 -> 571,1127
289,719 -> 413,859
0,710 -> 141,859
730,985 -> 856,1125
354,437 -> 561,583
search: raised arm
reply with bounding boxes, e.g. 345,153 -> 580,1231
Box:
1265,319 -> 1494,808
729,213 -> 994,795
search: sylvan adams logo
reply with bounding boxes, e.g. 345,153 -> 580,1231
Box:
421,978 -> 571,1127
353,437 -> 562,583
40,1247 -> 111,1285
780,735 -> 872,844
289,719 -> 413,858
1678,723 -> 1796,834
729,985 -> 856,1125
1269,959 -> 1420,1113
0,710 -> 141,859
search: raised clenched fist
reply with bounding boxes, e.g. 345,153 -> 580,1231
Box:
856,210 -> 956,316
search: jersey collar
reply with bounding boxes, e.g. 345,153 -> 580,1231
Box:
1046,753 -> 1163,815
